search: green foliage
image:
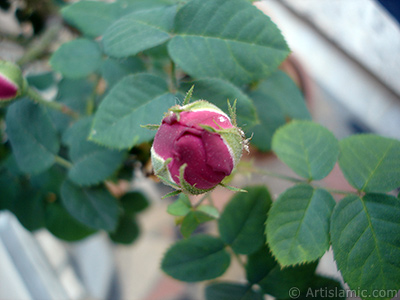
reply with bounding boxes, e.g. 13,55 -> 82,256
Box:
249,71 -> 311,151
103,6 -> 176,58
109,215 -> 140,244
181,211 -> 214,238
168,0 -> 289,85
205,282 -> 264,300
60,180 -> 120,231
63,117 -> 126,186
101,57 -> 146,88
266,184 -> 335,266
272,120 -> 340,180
218,186 -> 271,254
90,73 -> 176,149
161,234 -> 231,282
167,194 -> 192,216
330,193 -> 400,300
6,99 -> 60,174
338,134 -> 400,192
50,39 -> 102,79
120,191 -> 149,215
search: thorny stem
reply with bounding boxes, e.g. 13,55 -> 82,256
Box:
26,87 -> 79,119
17,22 -> 62,66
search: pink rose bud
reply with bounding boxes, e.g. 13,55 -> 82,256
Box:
0,60 -> 25,103
151,100 -> 245,195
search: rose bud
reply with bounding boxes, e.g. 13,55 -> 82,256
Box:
0,60 -> 25,104
151,98 -> 245,195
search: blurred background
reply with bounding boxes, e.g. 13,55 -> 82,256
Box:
0,0 -> 399,299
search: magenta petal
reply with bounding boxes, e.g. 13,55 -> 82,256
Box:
180,110 -> 233,130
202,131 -> 233,175
0,75 -> 18,99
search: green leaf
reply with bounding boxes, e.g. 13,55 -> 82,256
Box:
26,72 -> 55,90
121,191 -> 149,215
90,73 -> 176,149
197,205 -> 219,219
218,186 -> 271,254
181,78 -> 258,129
272,120 -> 339,180
60,180 -> 120,231
101,57 -> 146,88
295,275 -> 345,300
248,71 -> 311,151
6,99 -> 60,174
63,117 -> 126,186
45,202 -> 96,241
246,246 -> 318,298
61,1 -> 124,37
161,234 -> 230,282
103,6 -> 176,58
266,184 -> 335,266
109,215 -> 140,244
168,0 -> 289,85
50,39 -> 102,79
330,193 -> 400,300
205,282 -> 263,300
0,157 -> 19,210
338,134 -> 400,193
180,211 -> 214,238
167,194 -> 192,216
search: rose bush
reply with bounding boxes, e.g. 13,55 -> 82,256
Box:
151,100 -> 244,195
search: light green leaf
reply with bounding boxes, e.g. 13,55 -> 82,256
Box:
50,39 -> 102,79
266,184 -> 335,266
246,246 -> 318,298
109,215 -> 140,244
161,234 -> 230,282
205,282 -> 264,300
6,99 -> 60,174
338,134 -> 400,193
330,193 -> 400,300
181,78 -> 258,129
60,180 -> 120,231
90,73 -> 176,149
63,117 -> 126,186
249,71 -> 311,151
197,205 -> 219,219
103,6 -> 176,58
168,0 -> 289,85
180,211 -> 214,238
272,120 -> 339,180
167,194 -> 192,216
61,1 -> 124,37
45,202 -> 96,241
218,186 -> 271,254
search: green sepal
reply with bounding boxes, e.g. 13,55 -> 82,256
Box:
183,85 -> 194,105
140,124 -> 160,130
179,163 -> 214,195
162,190 -> 182,199
219,183 -> 247,193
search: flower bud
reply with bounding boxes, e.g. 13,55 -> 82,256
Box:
0,60 -> 25,103
151,100 -> 244,195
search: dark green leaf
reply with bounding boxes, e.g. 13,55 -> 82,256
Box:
90,73 -> 176,149
63,117 -> 126,186
330,193 -> 400,300
181,78 -> 258,129
205,282 -> 263,300
167,194 -> 192,216
168,0 -> 289,85
246,246 -> 318,298
103,6 -> 176,58
6,99 -> 60,174
45,202 -> 96,241
0,158 -> 19,210
26,72 -> 55,90
161,234 -> 230,282
218,186 -> 271,254
180,211 -> 214,238
272,120 -> 339,180
121,191 -> 149,215
294,275 -> 345,300
101,57 -> 146,88
338,134 -> 400,193
61,1 -> 124,37
248,71 -> 311,151
50,39 -> 102,79
60,180 -> 120,231
109,215 -> 140,244
266,184 -> 335,266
